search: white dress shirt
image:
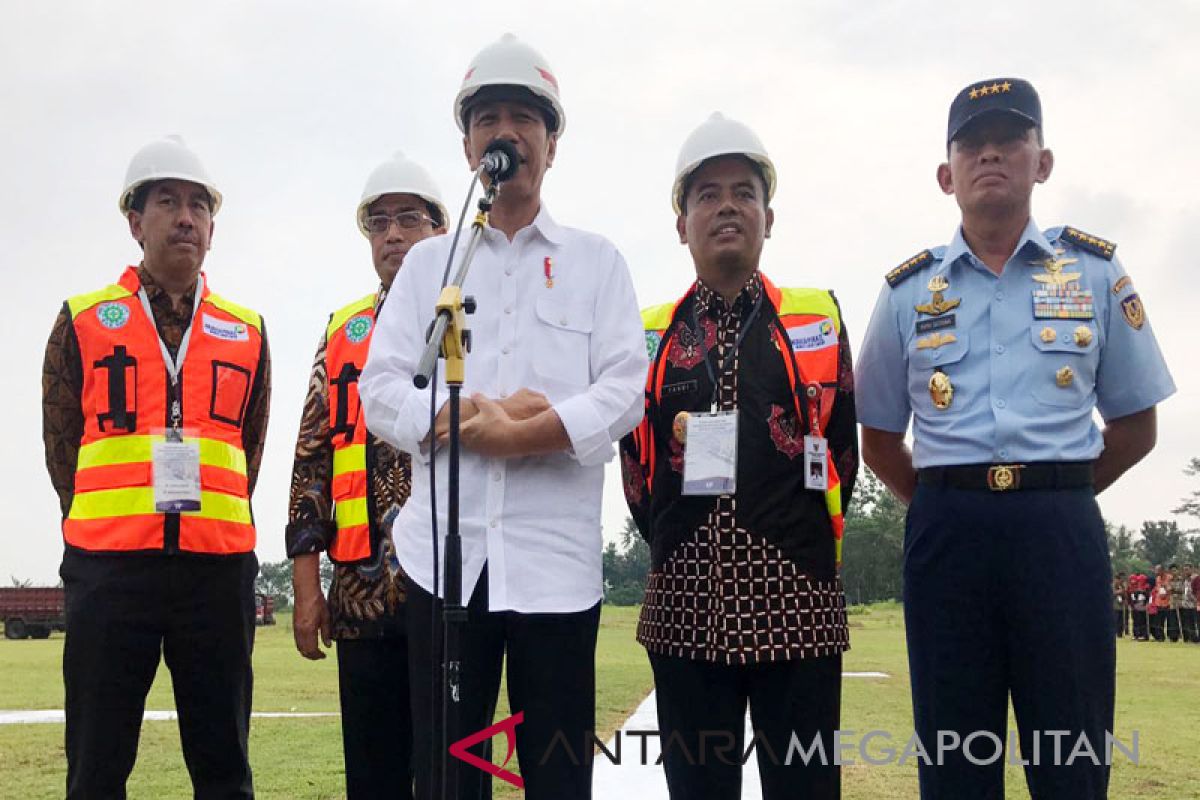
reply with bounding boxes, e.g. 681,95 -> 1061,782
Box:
359,207 -> 648,613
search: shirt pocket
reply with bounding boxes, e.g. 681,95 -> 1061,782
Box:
1029,321 -> 1098,407
532,293 -> 593,395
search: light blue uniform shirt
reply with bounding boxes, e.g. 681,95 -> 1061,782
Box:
855,218 -> 1175,468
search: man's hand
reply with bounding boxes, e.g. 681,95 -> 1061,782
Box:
432,389 -> 550,449
459,394 -> 521,457
292,553 -> 331,660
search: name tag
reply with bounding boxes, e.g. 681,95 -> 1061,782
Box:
152,438 -> 201,512
202,314 -> 250,342
786,318 -> 838,351
916,315 -> 956,334
804,435 -> 829,491
682,412 -> 738,496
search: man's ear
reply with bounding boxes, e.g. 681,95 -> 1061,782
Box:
545,132 -> 558,169
1035,148 -> 1054,184
676,213 -> 688,245
462,135 -> 474,170
127,211 -> 144,243
764,207 -> 774,239
936,162 -> 954,196
207,220 -> 215,251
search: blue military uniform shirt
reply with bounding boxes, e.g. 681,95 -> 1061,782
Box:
855,218 -> 1175,468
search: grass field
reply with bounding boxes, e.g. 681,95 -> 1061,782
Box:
2,603 -> 1198,799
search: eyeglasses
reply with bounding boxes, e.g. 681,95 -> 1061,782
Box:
364,210 -> 433,235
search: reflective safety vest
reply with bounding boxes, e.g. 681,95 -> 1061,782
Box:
63,266 -> 263,554
632,274 -> 846,566
324,293 -> 378,564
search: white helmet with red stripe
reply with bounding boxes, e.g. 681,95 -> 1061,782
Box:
454,33 -> 565,136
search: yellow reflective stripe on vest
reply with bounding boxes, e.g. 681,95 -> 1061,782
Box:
825,485 -> 842,518
777,288 -> 840,333
327,294 -> 377,340
76,435 -> 248,475
332,444 -> 367,478
67,284 -> 133,318
334,497 -> 369,528
641,302 -> 676,332
69,488 -> 252,522
206,293 -> 262,332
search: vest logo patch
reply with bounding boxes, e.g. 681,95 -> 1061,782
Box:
786,318 -> 837,351
96,302 -> 130,330
645,330 -> 663,359
202,314 -> 249,342
345,315 -> 373,344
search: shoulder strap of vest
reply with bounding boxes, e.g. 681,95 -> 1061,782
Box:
205,292 -> 262,331
67,283 -> 134,319
775,287 -> 841,333
327,293 -> 378,340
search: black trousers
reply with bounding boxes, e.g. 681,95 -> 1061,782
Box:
337,635 -> 414,800
1149,610 -> 1165,641
1131,609 -> 1149,640
406,569 -> 601,800
904,486 -> 1112,800
1164,608 -> 1181,642
1112,609 -> 1124,637
1181,608 -> 1199,643
648,652 -> 841,800
60,549 -> 257,800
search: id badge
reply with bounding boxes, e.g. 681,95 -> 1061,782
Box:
682,411 -> 738,496
804,434 -> 829,491
152,431 -> 201,512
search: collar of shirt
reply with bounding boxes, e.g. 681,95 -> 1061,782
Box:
941,217 -> 1056,275
483,204 -> 566,247
136,263 -> 198,311
694,271 -> 764,320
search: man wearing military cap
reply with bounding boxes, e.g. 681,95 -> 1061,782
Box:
857,78 -> 1174,798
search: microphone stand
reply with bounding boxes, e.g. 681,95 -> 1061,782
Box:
413,174 -> 501,800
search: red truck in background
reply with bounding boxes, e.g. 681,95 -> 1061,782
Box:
0,587 -> 65,640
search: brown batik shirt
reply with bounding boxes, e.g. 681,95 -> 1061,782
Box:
43,265 -> 271,517
285,289 -> 410,640
624,274 -> 857,665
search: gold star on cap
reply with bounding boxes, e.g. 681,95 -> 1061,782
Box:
1001,81 -> 1012,92
969,87 -> 980,99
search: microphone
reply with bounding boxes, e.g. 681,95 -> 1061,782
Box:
479,139 -> 519,183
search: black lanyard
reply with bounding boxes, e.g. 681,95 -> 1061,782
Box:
690,290 -> 764,411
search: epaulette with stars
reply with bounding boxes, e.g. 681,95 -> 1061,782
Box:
1060,226 -> 1116,261
885,249 -> 934,287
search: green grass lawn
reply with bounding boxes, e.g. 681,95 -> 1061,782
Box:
2,604 -> 1197,798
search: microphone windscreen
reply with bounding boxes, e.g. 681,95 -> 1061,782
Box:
484,139 -> 520,182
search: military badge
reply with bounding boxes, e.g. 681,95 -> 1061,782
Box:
928,370 -> 954,409
916,332 -> 957,350
344,315 -> 373,344
1120,294 -> 1146,330
1040,326 -> 1057,343
1073,326 -> 1093,347
1056,366 -> 1075,388
96,302 -> 131,330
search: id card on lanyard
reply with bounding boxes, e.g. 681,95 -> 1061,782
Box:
679,291 -> 762,497
139,276 -> 204,513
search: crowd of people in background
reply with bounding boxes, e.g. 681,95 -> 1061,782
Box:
1115,565 -> 1200,642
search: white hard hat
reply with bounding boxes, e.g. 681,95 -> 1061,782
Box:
454,33 -> 565,136
356,151 -> 448,238
119,135 -> 222,216
672,112 -> 776,215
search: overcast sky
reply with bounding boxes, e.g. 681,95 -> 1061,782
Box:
2,2 -> 1197,583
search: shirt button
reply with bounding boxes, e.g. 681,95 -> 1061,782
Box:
502,346 -> 511,355
995,398 -> 1007,408
999,449 -> 1009,459
559,317 -> 569,326
995,344 -> 1006,354
489,519 -> 498,528
995,292 -> 1005,301
492,472 -> 501,482
504,306 -> 513,315
505,267 -> 514,277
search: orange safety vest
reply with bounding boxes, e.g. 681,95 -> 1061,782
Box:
632,274 -> 846,566
63,266 -> 263,554
324,293 -> 378,564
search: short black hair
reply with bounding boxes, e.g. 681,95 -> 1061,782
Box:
679,155 -> 769,215
129,180 -> 215,214
461,85 -> 558,133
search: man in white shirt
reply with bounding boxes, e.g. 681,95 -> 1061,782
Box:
359,33 -> 647,800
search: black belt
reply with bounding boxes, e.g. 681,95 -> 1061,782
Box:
917,462 -> 1094,492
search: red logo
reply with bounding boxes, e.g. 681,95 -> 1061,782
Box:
536,67 -> 559,91
449,711 -> 525,789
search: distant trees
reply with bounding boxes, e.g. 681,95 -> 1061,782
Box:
841,468 -> 906,605
603,517 -> 650,606
255,557 -> 333,609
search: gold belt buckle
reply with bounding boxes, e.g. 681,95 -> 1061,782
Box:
987,464 -> 1023,492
